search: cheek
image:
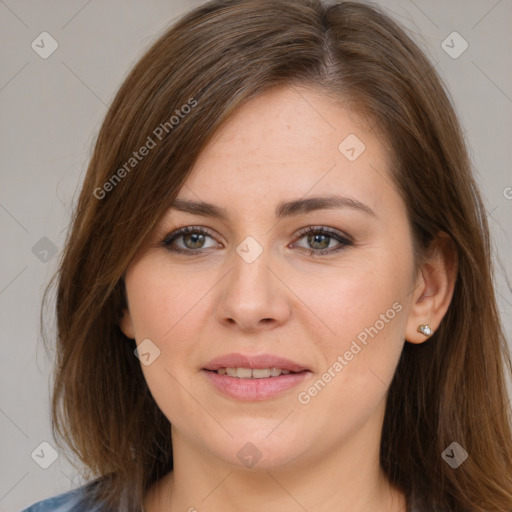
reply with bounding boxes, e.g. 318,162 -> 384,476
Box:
125,258 -> 213,341
291,256 -> 408,414
290,253 -> 408,346
124,260 -> 218,428
124,292 -> 195,433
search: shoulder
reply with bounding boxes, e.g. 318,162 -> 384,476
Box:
19,483 -> 104,512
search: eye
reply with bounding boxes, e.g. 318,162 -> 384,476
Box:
160,225 -> 352,257
160,226 -> 220,254
291,226 -> 352,256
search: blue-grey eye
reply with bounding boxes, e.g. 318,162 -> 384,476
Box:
162,227 -> 218,252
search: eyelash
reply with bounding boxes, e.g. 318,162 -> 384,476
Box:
160,225 -> 353,258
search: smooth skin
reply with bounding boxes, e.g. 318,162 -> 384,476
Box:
120,85 -> 457,512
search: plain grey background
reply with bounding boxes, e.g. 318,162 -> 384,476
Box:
1,1 -> 511,510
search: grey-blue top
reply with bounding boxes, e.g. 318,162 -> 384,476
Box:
19,486 -> 103,512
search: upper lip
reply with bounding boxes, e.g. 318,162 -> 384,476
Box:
203,353 -> 309,373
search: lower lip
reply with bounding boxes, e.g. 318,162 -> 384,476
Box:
202,370 -> 311,400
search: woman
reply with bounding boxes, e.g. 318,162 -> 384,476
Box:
21,0 -> 512,511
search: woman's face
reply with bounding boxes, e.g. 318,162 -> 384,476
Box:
121,85 -> 419,470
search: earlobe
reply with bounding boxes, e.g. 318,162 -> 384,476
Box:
119,308 -> 136,340
405,233 -> 458,344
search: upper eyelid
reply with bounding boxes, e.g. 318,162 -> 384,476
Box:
295,225 -> 353,242
162,225 -> 219,241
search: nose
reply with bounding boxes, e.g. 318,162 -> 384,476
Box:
215,248 -> 291,332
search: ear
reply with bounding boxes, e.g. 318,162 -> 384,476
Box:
405,232 -> 458,344
119,308 -> 136,340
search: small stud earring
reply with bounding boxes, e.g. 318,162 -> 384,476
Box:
417,324 -> 432,336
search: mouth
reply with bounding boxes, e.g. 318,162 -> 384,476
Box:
202,353 -> 312,400
207,367 -> 300,378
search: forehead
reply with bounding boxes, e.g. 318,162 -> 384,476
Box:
179,85 -> 394,216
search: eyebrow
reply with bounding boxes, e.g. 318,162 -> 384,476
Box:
169,195 -> 376,220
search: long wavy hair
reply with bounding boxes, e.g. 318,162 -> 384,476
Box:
43,1 -> 512,510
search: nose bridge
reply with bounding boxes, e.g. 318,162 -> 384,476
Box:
216,236 -> 290,329
229,238 -> 273,301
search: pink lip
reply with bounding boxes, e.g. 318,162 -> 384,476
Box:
203,353 -> 309,373
202,352 -> 312,401
203,370 -> 311,400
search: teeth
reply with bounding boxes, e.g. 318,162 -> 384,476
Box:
217,367 -> 293,378
252,368 -> 271,379
236,367 -> 252,378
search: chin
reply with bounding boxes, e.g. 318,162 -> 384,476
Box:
204,427 -> 310,472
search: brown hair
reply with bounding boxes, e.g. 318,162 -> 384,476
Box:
43,0 -> 512,510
